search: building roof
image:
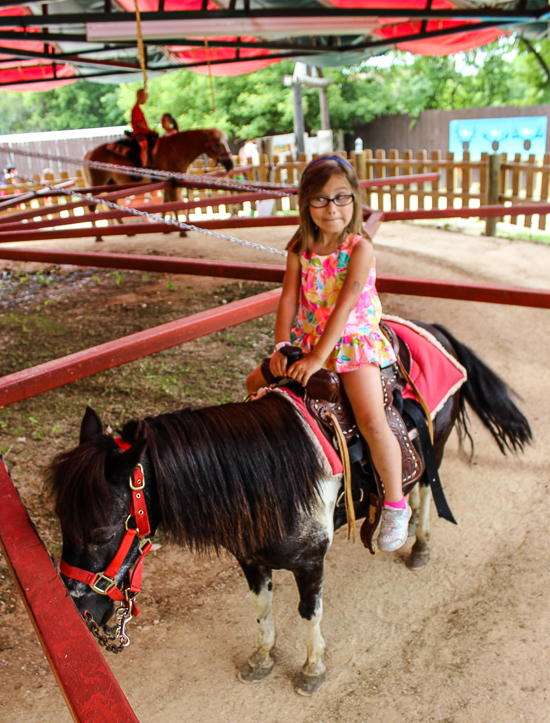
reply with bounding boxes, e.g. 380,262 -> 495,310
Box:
0,0 -> 545,90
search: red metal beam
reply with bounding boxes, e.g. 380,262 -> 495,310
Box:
0,461 -> 140,723
0,247 -> 547,310
0,215 -> 300,243
383,203 -> 550,222
0,182 -> 170,226
2,200 -> 548,244
0,191 -> 289,233
0,248 -> 287,281
0,288 -> 282,408
377,275 -> 550,308
363,210 -> 384,239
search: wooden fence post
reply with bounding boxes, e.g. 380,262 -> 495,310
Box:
485,153 -> 500,237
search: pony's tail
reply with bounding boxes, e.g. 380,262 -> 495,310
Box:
432,324 -> 532,455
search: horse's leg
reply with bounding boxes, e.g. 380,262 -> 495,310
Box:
237,562 -> 276,684
408,482 -> 433,570
293,557 -> 328,696
408,482 -> 420,538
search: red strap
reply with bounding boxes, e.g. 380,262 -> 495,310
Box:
113,436 -> 130,451
59,559 -> 98,587
59,436 -> 152,605
104,528 -> 137,580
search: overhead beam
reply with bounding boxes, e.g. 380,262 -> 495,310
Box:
0,7 -> 543,27
0,51 -> 315,87
0,44 -> 142,70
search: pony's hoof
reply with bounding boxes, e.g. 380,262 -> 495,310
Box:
294,670 -> 326,697
407,541 -> 430,570
179,231 -> 187,237
94,236 -> 104,243
237,658 -> 274,684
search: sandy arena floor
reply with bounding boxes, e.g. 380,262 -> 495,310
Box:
1,221 -> 549,723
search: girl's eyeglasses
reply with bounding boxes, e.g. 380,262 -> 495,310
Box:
309,194 -> 354,208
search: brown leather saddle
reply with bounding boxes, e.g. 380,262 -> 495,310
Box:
260,321 -> 425,552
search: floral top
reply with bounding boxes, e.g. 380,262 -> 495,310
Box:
290,234 -> 396,372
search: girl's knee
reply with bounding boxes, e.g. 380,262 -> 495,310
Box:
355,409 -> 391,439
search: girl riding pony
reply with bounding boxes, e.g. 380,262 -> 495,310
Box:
246,154 -> 411,552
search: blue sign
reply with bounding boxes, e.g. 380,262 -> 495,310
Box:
449,116 -> 547,159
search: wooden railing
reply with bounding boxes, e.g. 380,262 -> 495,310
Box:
1,151 -> 550,232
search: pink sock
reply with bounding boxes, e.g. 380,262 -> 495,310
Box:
384,496 -> 407,510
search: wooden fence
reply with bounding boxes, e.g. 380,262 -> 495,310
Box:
1,150 -> 550,231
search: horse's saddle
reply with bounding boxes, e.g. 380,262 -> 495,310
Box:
106,136 -> 136,161
106,133 -> 158,166
261,322 -> 423,488
260,322 -> 428,552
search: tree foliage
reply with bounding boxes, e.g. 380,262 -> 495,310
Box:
0,35 -> 549,138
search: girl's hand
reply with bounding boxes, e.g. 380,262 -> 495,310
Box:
287,354 -> 323,387
270,350 -> 288,378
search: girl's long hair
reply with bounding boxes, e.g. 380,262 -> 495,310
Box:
287,153 -> 367,256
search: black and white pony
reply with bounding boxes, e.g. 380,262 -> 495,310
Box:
47,324 -> 531,696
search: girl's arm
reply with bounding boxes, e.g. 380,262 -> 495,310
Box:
270,251 -> 301,377
288,238 -> 374,385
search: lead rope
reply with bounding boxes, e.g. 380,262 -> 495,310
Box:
327,412 -> 356,542
134,0 -> 148,90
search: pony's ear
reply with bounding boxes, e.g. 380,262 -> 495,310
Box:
80,406 -> 103,444
110,439 -> 148,481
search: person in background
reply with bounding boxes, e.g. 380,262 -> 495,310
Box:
239,139 -> 259,165
161,113 -> 179,136
131,88 -> 158,168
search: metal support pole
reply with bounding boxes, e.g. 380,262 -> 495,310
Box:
485,153 -> 500,237
319,87 -> 330,131
293,81 -> 305,156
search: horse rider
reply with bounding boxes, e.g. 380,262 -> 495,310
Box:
161,113 -> 179,136
131,88 -> 158,168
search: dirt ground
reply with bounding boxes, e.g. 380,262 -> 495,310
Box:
1,221 -> 550,723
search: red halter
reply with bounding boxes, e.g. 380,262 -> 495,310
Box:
59,438 -> 152,616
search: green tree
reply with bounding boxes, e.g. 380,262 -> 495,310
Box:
0,81 -> 124,134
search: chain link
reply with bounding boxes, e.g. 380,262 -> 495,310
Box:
83,608 -> 132,654
0,143 -> 298,196
13,173 -> 289,258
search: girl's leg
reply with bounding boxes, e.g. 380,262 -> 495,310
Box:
246,364 -> 268,396
340,364 -> 410,552
340,364 -> 402,501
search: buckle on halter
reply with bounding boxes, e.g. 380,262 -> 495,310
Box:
90,572 -> 117,595
129,464 -> 145,490
138,537 -> 152,555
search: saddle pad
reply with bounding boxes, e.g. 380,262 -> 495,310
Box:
263,387 -> 344,477
383,316 -> 467,418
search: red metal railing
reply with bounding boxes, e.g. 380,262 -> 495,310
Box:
0,461 -> 140,723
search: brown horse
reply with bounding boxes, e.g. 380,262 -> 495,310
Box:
82,128 -> 234,203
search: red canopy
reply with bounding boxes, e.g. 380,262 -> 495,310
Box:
0,0 -> 521,90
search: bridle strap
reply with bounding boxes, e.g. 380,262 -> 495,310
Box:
59,436 -> 152,614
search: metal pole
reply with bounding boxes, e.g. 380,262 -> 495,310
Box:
485,153 -> 500,237
319,87 -> 330,131
293,81 -> 305,156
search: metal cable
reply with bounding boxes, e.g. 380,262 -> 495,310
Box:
13,174 -> 289,258
0,144 -> 298,196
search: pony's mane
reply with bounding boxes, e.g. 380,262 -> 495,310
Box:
121,393 -> 323,556
46,434 -> 119,545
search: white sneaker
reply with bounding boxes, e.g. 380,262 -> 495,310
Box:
377,502 -> 412,552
